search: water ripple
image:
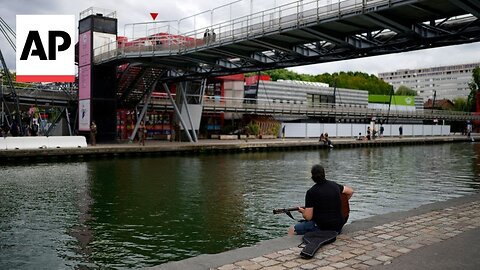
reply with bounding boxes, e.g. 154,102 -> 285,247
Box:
1,143 -> 479,269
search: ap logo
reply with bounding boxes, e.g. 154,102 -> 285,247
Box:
16,15 -> 75,82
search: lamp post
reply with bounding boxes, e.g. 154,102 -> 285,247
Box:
0,74 -> 3,128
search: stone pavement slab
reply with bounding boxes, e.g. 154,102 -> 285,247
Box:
150,193 -> 480,270
370,227 -> 480,270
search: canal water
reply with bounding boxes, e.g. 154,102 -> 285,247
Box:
1,143 -> 479,269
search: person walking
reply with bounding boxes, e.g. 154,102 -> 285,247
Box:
138,120 -> 146,146
90,121 -> 97,146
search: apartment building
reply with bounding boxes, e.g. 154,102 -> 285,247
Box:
378,62 -> 480,101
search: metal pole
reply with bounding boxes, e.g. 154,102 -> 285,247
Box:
333,80 -> 337,104
179,81 -> 198,142
162,83 -> 194,143
65,107 -> 72,136
386,85 -> 394,124
0,75 -> 3,128
200,78 -> 207,106
129,80 -> 157,142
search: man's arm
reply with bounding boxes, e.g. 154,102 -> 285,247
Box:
342,186 -> 354,200
298,207 -> 313,221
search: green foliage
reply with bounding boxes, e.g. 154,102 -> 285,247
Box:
1,69 -> 30,88
467,66 -> 480,112
314,71 -> 391,94
395,85 -> 417,96
246,122 -> 260,136
453,97 -> 468,112
259,69 -> 391,95
257,69 -> 316,82
270,123 -> 281,137
221,124 -> 235,134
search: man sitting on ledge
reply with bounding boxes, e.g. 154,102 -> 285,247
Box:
288,164 -> 354,235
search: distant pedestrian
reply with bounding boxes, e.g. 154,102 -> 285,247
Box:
10,121 -> 19,137
366,126 -> 371,140
319,133 -> 325,143
399,125 -> 403,138
90,121 -> 97,146
138,120 -> 146,146
324,133 -> 333,148
379,125 -> 384,137
282,125 -> 286,140
211,29 -> 216,43
31,121 -> 39,136
203,28 -> 210,44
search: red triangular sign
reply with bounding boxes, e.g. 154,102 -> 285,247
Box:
150,13 -> 158,20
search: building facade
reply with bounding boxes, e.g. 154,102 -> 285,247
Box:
253,79 -> 369,107
378,62 -> 480,102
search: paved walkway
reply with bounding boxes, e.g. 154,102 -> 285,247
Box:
152,193 -> 480,270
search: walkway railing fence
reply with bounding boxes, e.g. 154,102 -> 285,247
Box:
92,0 -> 409,63
283,123 -> 450,138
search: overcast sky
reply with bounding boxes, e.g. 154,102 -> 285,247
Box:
1,0 -> 479,76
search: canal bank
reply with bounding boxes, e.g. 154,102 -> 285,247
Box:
0,135 -> 477,163
150,192 -> 480,270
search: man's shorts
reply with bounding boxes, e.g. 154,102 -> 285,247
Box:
294,220 -> 319,235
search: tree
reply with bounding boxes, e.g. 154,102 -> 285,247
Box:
395,85 -> 417,96
258,69 -> 392,95
0,69 -> 30,88
260,69 -> 315,82
467,66 -> 480,112
453,97 -> 468,112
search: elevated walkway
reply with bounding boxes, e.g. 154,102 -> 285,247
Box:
94,0 -> 480,82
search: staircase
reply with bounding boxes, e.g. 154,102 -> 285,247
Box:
116,64 -> 165,108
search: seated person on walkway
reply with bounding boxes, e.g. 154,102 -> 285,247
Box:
288,165 -> 354,235
356,132 -> 364,140
319,133 -> 326,143
324,133 -> 333,147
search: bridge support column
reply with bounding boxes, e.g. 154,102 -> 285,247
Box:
129,81 -> 157,143
162,83 -> 194,143
78,10 -> 118,142
179,82 -> 198,142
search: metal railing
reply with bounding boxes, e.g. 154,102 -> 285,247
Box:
146,95 -> 480,120
93,0 -> 395,63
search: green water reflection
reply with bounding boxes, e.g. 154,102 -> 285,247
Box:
1,143 -> 479,269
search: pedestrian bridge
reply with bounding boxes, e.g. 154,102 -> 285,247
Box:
94,0 -> 480,82
80,0 -> 480,142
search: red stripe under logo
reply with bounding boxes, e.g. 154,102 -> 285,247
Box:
16,75 -> 75,83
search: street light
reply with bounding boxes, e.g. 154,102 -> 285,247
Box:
432,90 -> 437,110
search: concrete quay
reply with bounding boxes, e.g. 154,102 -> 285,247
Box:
0,134 -> 476,163
151,193 -> 480,270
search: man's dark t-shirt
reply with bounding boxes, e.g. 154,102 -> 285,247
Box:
305,180 -> 345,232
